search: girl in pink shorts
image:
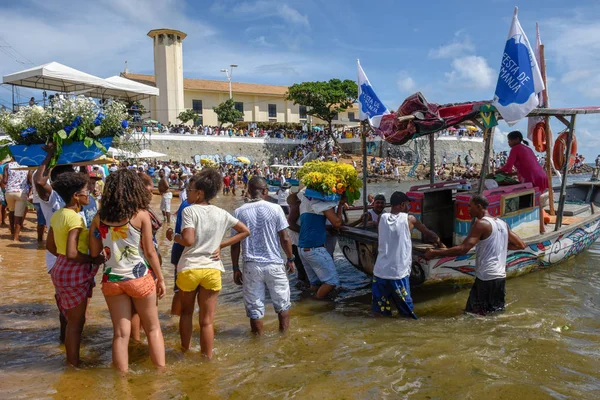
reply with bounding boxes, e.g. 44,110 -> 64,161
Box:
89,169 -> 166,372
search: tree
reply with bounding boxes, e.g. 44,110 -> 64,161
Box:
213,98 -> 243,129
178,109 -> 200,125
286,79 -> 358,145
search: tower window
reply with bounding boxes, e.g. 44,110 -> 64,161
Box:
192,100 -> 203,113
268,104 -> 277,118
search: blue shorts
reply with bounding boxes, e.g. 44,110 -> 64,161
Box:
298,246 -> 339,287
33,203 -> 46,225
371,276 -> 417,319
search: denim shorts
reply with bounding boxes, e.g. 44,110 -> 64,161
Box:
33,203 -> 46,225
243,262 -> 291,319
298,246 -> 339,287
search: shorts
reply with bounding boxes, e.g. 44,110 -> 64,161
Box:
5,191 -> 27,217
176,268 -> 222,292
33,203 -> 46,225
50,255 -> 99,317
371,275 -> 417,319
298,246 -> 339,287
243,262 -> 291,319
173,265 -> 179,292
160,192 -> 173,212
465,277 -> 506,315
101,273 -> 155,298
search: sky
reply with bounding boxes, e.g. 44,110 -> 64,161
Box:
0,0 -> 599,159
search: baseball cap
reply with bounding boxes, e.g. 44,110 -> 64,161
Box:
390,191 -> 410,206
374,194 -> 386,202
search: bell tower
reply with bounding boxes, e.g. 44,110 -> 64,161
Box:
147,29 -> 186,125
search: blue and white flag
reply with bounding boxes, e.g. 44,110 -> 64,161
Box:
492,7 -> 545,126
358,60 -> 389,128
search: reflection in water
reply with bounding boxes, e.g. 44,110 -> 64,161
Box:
1,178 -> 599,398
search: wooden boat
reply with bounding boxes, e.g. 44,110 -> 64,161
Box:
338,105 -> 600,287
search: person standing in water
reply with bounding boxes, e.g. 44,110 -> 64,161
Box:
425,195 -> 525,315
173,168 -> 250,358
372,192 -> 443,318
46,172 -> 104,367
231,177 -> 295,335
158,168 -> 172,224
89,169 -> 166,372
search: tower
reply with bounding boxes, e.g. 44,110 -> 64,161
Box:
147,29 -> 186,125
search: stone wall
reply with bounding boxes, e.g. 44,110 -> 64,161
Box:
146,134 -> 484,165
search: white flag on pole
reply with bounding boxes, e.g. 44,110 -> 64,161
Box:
357,60 -> 389,128
492,7 -> 545,126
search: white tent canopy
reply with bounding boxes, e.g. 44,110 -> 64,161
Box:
107,147 -> 136,158
3,62 -> 158,101
133,149 -> 167,159
104,76 -> 159,100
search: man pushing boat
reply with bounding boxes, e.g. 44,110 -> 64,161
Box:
424,195 -> 526,315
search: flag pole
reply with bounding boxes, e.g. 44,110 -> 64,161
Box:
361,120 -> 368,228
539,40 -> 556,216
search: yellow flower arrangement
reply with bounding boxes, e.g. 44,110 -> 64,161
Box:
298,161 -> 361,204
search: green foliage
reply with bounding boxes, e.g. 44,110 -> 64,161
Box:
286,79 -> 358,126
213,99 -> 243,128
178,109 -> 200,124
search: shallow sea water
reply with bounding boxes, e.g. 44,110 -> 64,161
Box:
1,176 -> 599,399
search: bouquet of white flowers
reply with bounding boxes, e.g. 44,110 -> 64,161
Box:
0,95 -> 129,166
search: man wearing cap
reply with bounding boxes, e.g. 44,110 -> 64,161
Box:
424,194 -> 525,315
372,191 -> 443,319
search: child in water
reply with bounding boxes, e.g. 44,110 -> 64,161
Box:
171,168 -> 250,358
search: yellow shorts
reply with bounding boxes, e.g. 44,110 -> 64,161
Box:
176,268 -> 222,292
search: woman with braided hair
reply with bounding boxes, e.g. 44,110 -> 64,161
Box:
89,169 -> 166,372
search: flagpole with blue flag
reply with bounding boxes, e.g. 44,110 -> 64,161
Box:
492,7 -> 545,126
357,59 -> 389,226
357,59 -> 389,128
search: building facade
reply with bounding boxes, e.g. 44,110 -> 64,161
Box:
124,28 -> 359,127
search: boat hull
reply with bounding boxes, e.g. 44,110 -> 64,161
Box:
338,215 -> 600,286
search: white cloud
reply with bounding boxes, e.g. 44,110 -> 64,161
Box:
397,71 -> 416,93
428,34 -> 475,59
445,56 -> 496,90
218,1 -> 309,27
250,36 -> 275,47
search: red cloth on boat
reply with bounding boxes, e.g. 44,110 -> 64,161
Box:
497,143 -> 549,193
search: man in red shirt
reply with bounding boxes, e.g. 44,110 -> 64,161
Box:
223,174 -> 231,195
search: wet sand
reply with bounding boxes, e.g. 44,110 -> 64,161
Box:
1,185 -> 600,399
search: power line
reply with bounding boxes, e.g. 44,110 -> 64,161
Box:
0,37 -> 34,66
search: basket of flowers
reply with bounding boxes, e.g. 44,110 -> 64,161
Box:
297,161 -> 361,204
0,95 -> 129,167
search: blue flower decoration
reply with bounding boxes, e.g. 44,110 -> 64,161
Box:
20,126 -> 36,138
121,120 -> 128,129
94,112 -> 105,126
72,116 -> 83,127
64,125 -> 73,134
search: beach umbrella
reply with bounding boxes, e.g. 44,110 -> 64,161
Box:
448,127 -> 457,131
466,125 -> 478,131
145,119 -> 159,124
200,158 -> 212,165
237,156 -> 251,164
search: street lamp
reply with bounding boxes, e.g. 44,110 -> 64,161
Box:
220,64 -> 238,99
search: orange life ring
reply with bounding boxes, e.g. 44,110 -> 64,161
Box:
552,132 -> 578,170
532,122 -> 546,153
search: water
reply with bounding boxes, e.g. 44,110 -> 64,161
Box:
1,176 -> 599,399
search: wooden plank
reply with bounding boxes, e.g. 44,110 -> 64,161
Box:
547,215 -> 581,225
555,114 -> 576,230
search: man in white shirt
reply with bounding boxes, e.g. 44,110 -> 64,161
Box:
372,191 -> 442,318
231,177 -> 295,334
425,195 -> 525,315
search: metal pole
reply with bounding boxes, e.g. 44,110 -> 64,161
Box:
11,84 -> 14,112
429,134 -> 435,184
361,121 -> 368,228
228,75 -> 232,99
477,127 -> 492,195
555,114 -> 576,230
